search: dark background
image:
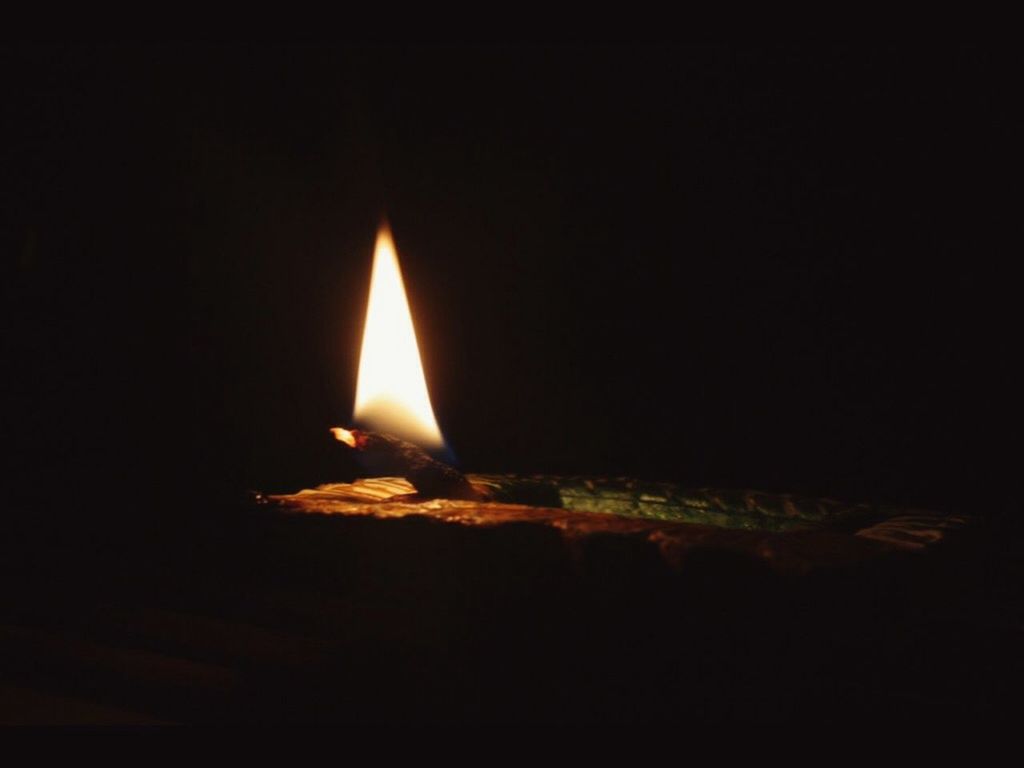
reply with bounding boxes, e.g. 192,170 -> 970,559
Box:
2,44 -> 1016,520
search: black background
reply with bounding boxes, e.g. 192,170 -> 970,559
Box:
2,44 -> 1016,520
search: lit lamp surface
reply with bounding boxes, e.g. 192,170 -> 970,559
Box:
285,224 -> 967,568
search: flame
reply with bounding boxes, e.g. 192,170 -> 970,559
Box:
352,224 -> 445,449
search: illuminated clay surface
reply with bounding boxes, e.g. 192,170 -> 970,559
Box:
268,475 -> 971,573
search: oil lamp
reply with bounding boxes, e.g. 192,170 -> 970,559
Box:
268,223 -> 969,572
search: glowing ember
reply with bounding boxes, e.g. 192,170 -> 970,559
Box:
352,224 -> 445,450
330,427 -> 358,448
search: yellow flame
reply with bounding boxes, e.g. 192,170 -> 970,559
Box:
353,225 -> 445,449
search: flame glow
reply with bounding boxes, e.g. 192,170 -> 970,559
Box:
353,225 -> 445,449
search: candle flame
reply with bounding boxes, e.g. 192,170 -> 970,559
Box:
353,224 -> 445,449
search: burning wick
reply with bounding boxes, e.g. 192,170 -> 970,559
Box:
329,427 -> 360,449
333,224 -> 480,499
331,427 -> 481,501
